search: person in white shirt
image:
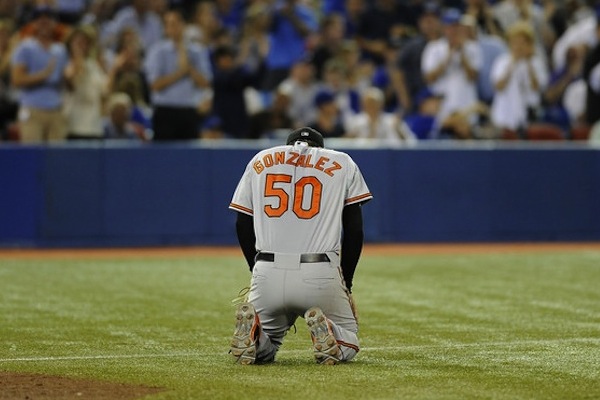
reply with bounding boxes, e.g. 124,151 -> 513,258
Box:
552,13 -> 597,73
64,25 -> 107,139
490,21 -> 549,132
421,8 -> 482,136
345,86 -> 417,145
277,59 -> 321,128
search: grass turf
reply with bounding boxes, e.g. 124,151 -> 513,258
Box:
1,248 -> 599,399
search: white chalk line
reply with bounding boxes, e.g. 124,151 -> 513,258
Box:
1,338 -> 598,363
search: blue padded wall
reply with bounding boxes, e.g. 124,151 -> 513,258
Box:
1,144 -> 599,247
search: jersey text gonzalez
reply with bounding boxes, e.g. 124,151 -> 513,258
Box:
252,150 -> 342,177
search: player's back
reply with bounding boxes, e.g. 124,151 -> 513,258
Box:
249,141 -> 356,254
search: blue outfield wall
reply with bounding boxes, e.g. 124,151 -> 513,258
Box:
1,142 -> 600,247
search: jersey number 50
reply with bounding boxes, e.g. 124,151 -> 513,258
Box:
264,173 -> 322,219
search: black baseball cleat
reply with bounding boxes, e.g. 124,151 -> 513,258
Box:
230,302 -> 260,365
304,307 -> 342,365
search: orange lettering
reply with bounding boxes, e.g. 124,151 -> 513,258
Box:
274,151 -> 285,165
304,154 -> 314,168
253,160 -> 264,174
297,155 -> 307,167
286,152 -> 299,166
263,153 -> 274,167
324,161 -> 342,177
315,156 -> 328,171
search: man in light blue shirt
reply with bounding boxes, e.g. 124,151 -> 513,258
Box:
144,8 -> 212,140
11,6 -> 69,142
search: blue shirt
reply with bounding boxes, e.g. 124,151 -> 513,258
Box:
267,3 -> 318,69
56,0 -> 87,13
144,40 -> 213,108
11,38 -> 69,110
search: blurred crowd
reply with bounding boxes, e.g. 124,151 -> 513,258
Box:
1,0 -> 600,144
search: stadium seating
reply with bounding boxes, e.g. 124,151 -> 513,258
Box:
525,123 -> 565,141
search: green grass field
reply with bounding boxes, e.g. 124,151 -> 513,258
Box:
1,247 -> 599,399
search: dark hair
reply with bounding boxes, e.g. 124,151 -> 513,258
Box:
213,45 -> 236,60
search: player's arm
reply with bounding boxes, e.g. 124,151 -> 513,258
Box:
235,212 -> 257,271
340,203 -> 364,293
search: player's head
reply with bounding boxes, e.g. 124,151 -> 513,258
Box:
286,127 -> 325,148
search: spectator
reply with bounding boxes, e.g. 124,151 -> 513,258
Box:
562,76 -> 587,128
339,39 -> 373,95
464,0 -> 502,37
436,101 -> 492,140
402,88 -> 439,140
185,1 -> 223,48
422,8 -> 482,138
211,45 -> 266,139
103,0 -> 163,51
106,28 -> 151,129
396,1 -> 443,114
261,0 -> 318,91
236,4 -> 271,118
277,58 -> 321,128
490,21 -> 549,134
345,86 -> 417,145
0,18 -> 18,140
249,85 -> 294,139
372,51 -> 406,114
542,45 -> 586,130
492,0 -> 555,57
199,114 -> 225,139
307,89 -> 346,138
355,0 -> 417,66
320,58 -> 360,128
80,0 -> 120,42
310,13 -> 346,80
237,2 -> 270,73
103,91 -> 144,140
583,14 -> 600,126
144,9 -> 212,141
18,1 -> 71,43
460,14 -> 508,104
214,0 -> 245,37
341,0 -> 366,39
552,9 -> 597,73
10,6 -> 69,143
63,25 -> 108,140
548,0 -> 596,38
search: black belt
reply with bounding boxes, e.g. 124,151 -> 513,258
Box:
256,252 -> 330,263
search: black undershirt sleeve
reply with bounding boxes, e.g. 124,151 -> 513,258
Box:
235,212 -> 257,271
340,203 -> 365,293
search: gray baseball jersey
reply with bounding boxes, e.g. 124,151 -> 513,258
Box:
229,140 -> 372,362
229,141 -> 372,253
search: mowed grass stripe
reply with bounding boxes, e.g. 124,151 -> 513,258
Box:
1,250 -> 599,399
2,336 -> 599,359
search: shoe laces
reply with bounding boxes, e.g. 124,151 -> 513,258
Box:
231,286 -> 250,307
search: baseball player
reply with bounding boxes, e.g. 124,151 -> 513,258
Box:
228,127 -> 372,365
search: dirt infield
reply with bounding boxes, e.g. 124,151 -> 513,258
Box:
1,242 -> 600,260
0,372 -> 164,400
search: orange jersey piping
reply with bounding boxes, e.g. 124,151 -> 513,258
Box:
345,193 -> 373,205
229,203 -> 254,215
